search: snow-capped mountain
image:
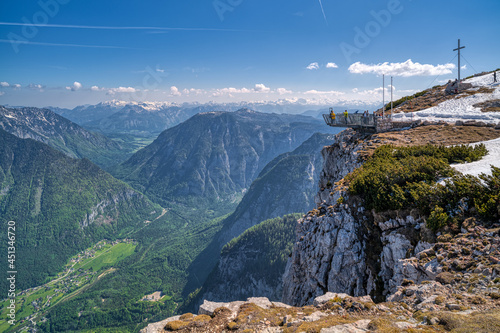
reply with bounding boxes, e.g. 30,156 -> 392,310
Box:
46,98 -> 378,136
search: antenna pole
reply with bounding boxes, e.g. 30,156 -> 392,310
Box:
382,74 -> 385,118
391,76 -> 393,118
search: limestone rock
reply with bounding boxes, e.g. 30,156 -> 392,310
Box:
313,292 -> 350,306
282,202 -> 370,306
303,311 -> 328,322
139,315 -> 180,333
320,319 -> 371,333
246,297 -> 273,309
198,300 -> 244,318
394,321 -> 417,329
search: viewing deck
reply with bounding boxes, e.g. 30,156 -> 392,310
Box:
322,113 -> 377,132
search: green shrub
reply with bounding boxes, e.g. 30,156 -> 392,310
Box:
347,145 -> 455,211
427,206 -> 449,231
347,144 -> 499,232
390,143 -> 487,164
165,320 -> 190,330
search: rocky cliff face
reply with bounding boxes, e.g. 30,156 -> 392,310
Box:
282,129 -> 437,306
198,214 -> 300,305
217,133 -> 337,248
79,188 -> 148,228
202,244 -> 285,303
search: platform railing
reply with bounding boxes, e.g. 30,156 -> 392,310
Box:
322,113 -> 376,128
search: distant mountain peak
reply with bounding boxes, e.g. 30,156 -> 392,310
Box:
116,110 -> 338,206
236,107 -> 254,113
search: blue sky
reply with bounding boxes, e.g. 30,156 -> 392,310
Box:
0,0 -> 499,108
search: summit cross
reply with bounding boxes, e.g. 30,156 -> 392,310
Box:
453,39 -> 466,81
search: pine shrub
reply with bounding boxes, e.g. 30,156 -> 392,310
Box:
347,144 -> 499,232
427,206 -> 449,231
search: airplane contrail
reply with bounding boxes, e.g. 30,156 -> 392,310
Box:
318,0 -> 329,26
0,22 -> 253,32
0,39 -> 142,49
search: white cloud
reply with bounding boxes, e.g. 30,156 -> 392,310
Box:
27,84 -> 44,91
354,86 -> 394,96
66,81 -> 82,91
326,62 -> 338,69
91,85 -> 101,91
0,81 -> 9,87
212,87 -> 253,97
0,92 -> 4,96
306,62 -> 320,70
304,90 -> 344,96
13,84 -> 21,89
156,67 -> 165,73
461,65 -> 467,70
276,88 -> 292,95
170,86 -> 181,96
182,88 -> 205,95
107,86 -> 137,94
348,59 -> 455,77
254,83 -> 270,93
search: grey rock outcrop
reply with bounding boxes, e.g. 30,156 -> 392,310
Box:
315,129 -> 366,205
282,129 -> 437,306
140,315 -> 181,333
198,297 -> 289,319
320,319 -> 371,333
282,130 -> 374,306
313,292 -> 350,307
80,189 -> 146,228
282,202 -> 372,306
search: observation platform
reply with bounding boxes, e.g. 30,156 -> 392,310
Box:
323,113 -> 377,132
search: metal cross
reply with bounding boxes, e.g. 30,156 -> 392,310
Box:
453,39 -> 466,81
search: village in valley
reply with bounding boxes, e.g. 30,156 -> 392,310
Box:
0,239 -> 137,332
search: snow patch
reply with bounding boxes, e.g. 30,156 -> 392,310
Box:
393,72 -> 500,124
452,137 -> 500,177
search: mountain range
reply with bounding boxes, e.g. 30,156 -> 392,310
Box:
0,106 -> 130,169
115,109 -> 339,207
0,103 -> 341,332
47,100 -> 374,139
